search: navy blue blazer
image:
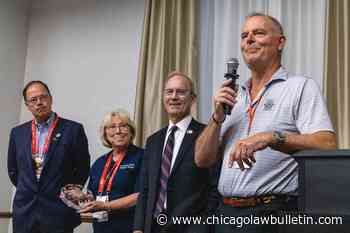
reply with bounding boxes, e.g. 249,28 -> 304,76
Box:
7,117 -> 91,233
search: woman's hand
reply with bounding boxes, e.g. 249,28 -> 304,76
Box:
78,201 -> 110,213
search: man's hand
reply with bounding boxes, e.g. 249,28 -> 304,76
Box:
212,79 -> 238,123
195,79 -> 239,168
229,132 -> 274,170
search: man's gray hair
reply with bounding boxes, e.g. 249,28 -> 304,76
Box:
246,12 -> 284,36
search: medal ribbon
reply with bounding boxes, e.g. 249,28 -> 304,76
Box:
98,152 -> 125,194
31,115 -> 59,155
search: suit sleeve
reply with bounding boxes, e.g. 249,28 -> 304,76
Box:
72,124 -> 91,186
133,140 -> 150,231
7,129 -> 18,186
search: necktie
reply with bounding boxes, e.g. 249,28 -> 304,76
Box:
154,125 -> 178,217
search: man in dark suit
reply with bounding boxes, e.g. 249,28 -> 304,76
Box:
133,72 -> 216,233
7,80 -> 91,233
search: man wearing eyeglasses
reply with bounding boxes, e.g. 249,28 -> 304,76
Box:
7,80 -> 91,233
133,72 -> 218,233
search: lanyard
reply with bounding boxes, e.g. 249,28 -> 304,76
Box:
98,152 -> 125,194
247,85 -> 268,133
31,115 -> 59,155
247,96 -> 263,133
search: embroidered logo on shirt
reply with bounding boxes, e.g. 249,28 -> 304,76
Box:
120,164 -> 135,169
263,99 -> 274,111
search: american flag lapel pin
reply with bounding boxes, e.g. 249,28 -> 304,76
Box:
186,130 -> 193,134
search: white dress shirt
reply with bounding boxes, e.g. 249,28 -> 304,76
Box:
162,114 -> 192,208
163,114 -> 192,171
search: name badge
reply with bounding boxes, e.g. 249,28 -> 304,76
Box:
120,164 -> 135,169
92,195 -> 109,222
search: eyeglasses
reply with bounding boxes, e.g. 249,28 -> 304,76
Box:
26,94 -> 50,106
164,89 -> 191,98
106,124 -> 129,133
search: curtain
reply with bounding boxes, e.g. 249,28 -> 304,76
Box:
198,0 -> 327,121
134,0 -> 198,146
324,0 -> 350,148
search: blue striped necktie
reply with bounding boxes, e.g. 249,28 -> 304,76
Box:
154,125 -> 178,217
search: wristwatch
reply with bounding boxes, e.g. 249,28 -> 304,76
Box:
273,131 -> 286,145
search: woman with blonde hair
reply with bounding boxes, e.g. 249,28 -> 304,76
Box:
80,109 -> 143,233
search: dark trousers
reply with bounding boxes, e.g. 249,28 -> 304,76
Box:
151,218 -> 166,233
31,221 -> 73,233
214,197 -> 297,233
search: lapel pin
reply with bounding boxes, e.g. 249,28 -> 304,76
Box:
186,130 -> 193,134
53,133 -> 61,141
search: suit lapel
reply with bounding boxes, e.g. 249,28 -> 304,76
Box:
170,119 -> 201,177
41,118 -> 65,172
24,122 -> 37,180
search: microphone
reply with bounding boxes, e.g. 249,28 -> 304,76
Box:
223,58 -> 239,115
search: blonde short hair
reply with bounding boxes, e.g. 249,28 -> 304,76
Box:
100,109 -> 136,148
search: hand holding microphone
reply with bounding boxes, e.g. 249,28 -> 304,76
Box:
223,58 -> 239,115
213,58 -> 239,124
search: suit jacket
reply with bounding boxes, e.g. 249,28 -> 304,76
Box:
134,118 -> 213,233
7,117 -> 90,233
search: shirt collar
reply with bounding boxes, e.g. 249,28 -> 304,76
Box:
242,66 -> 288,90
168,115 -> 192,133
36,112 -> 56,129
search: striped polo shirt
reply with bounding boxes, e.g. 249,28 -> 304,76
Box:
218,67 -> 334,197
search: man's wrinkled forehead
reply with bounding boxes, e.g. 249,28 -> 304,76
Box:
165,75 -> 192,90
242,15 -> 283,35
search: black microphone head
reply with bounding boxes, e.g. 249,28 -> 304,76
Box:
223,58 -> 239,116
226,58 -> 239,74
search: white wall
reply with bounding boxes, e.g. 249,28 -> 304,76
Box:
22,0 -> 145,161
0,0 -> 30,232
18,0 -> 145,232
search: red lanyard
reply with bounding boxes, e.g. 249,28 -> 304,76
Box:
31,115 -> 59,155
247,88 -> 264,133
98,152 -> 125,194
